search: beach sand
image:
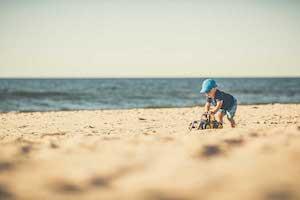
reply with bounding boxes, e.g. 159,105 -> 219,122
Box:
0,104 -> 300,200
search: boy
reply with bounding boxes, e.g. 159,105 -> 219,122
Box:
200,79 -> 237,128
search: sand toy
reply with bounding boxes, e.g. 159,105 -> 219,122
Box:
189,112 -> 222,130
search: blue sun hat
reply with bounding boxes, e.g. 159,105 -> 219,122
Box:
200,79 -> 217,93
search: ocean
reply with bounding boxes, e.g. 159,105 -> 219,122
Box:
0,78 -> 299,112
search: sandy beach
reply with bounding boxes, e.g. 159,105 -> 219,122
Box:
0,104 -> 300,200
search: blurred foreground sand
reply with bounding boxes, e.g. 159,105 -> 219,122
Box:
0,104 -> 300,200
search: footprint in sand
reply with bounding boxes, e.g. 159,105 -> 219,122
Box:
20,145 -> 32,155
51,177 -> 110,195
0,184 -> 14,200
52,181 -> 83,194
223,138 -> 244,147
201,144 -> 223,158
0,161 -> 14,172
89,166 -> 142,189
197,139 -> 245,159
249,132 -> 259,137
264,188 -> 294,200
89,176 -> 111,188
49,142 -> 59,149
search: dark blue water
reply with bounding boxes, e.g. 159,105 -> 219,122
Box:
0,78 -> 299,112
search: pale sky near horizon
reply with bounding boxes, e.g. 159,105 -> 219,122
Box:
0,0 -> 299,77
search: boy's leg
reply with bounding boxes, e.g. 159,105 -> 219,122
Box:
226,99 -> 237,128
216,111 -> 225,124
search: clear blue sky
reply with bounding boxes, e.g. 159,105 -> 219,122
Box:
0,0 -> 299,77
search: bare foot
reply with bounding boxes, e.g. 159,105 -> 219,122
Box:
229,119 -> 236,128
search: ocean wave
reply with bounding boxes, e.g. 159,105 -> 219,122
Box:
0,91 -> 89,99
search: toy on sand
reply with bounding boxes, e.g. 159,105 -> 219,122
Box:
189,112 -> 223,130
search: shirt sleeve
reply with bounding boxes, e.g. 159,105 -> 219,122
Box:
215,91 -> 224,103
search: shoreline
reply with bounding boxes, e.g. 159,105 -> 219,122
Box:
1,102 -> 299,114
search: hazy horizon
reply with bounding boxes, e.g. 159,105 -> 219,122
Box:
1,0 -> 300,78
0,75 -> 299,79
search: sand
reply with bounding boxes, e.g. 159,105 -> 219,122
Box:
0,104 -> 300,200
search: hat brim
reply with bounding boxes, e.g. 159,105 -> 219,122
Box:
200,88 -> 208,93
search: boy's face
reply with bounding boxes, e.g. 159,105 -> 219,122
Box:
205,88 -> 216,98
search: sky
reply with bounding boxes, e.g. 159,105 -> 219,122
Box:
0,0 -> 299,77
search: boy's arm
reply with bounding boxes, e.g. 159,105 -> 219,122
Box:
210,100 -> 223,114
204,102 -> 210,112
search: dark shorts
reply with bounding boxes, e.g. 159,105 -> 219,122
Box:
218,98 -> 237,119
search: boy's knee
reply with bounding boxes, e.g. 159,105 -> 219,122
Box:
216,109 -> 225,116
215,111 -> 224,120
216,112 -> 223,117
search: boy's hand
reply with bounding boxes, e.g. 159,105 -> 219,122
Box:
210,100 -> 222,114
207,110 -> 215,115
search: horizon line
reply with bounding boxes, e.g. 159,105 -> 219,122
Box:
0,75 -> 299,79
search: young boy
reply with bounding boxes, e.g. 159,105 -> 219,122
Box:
200,79 -> 237,128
